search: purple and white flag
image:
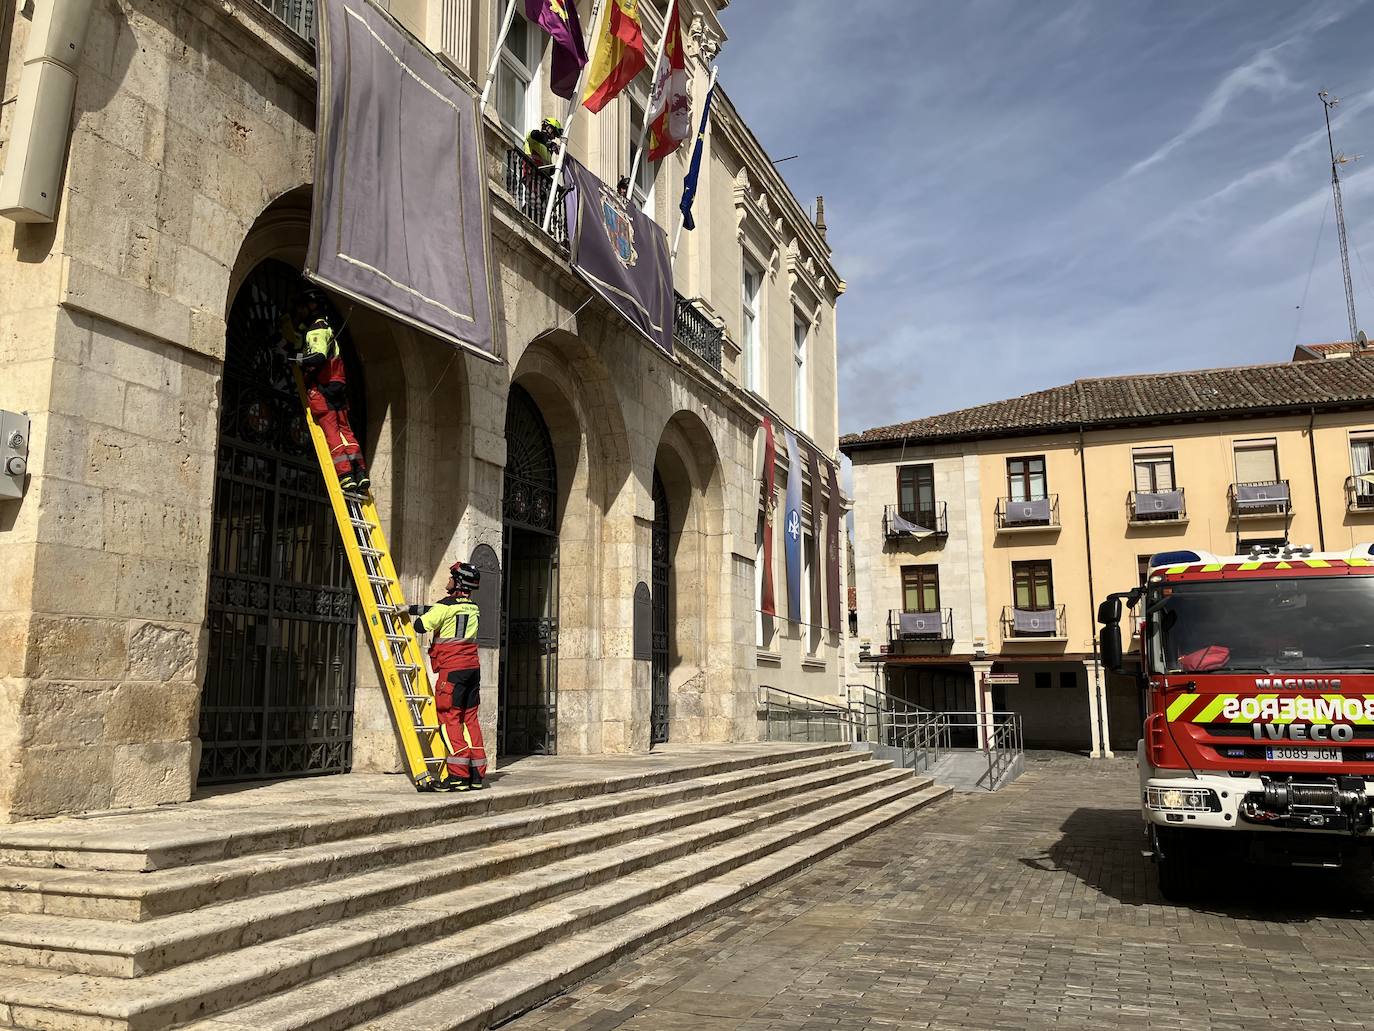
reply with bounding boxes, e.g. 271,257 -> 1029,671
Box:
563,156 -> 673,356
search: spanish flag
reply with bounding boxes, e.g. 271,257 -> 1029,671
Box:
582,0 -> 646,114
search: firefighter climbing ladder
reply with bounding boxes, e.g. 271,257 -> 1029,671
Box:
293,373 -> 449,790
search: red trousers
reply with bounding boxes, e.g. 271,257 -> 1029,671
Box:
306,386 -> 364,477
435,667 -> 486,780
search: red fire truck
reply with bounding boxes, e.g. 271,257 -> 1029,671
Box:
1098,543 -> 1374,899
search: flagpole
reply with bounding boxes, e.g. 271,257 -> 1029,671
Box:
627,1 -> 674,207
479,0 -> 521,114
670,63 -> 717,262
542,0 -> 606,233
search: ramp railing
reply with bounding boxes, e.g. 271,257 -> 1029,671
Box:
902,710 -> 1024,790
759,686 -> 860,744
845,682 -> 929,751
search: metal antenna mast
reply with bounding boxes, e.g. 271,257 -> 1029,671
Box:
1320,90 -> 1360,342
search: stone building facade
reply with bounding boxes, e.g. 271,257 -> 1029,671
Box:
0,0 -> 846,822
843,349 -> 1374,757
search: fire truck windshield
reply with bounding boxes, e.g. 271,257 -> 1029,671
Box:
1150,576 -> 1374,674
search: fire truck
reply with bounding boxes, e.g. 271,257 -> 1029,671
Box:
1097,542 -> 1374,899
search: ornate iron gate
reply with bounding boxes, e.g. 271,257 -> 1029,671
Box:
499,385 -> 559,756
200,260 -> 361,784
650,472 -> 670,744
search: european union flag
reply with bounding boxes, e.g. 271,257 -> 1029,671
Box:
678,76 -> 717,232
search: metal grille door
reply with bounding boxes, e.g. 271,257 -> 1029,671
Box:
201,260 -> 360,784
650,472 -> 670,745
499,385 -> 559,756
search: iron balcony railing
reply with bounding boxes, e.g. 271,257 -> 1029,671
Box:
1128,487 -> 1186,522
994,494 -> 1059,530
1346,475 -> 1374,512
887,608 -> 953,644
883,502 -> 947,539
673,293 -> 724,373
758,685 -> 859,744
256,0 -> 316,41
503,148 -> 570,247
901,710 -> 1024,790
1229,479 -> 1291,518
1001,604 -> 1066,640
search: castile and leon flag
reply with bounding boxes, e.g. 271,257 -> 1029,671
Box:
646,0 -> 690,161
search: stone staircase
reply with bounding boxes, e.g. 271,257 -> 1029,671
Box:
0,744 -> 948,1031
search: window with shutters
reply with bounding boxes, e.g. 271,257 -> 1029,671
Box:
1350,433 -> 1374,506
626,74 -> 656,208
741,260 -> 763,393
1233,439 -> 1279,483
1012,560 -> 1053,610
1132,448 -> 1175,492
896,464 -> 936,526
793,312 -> 809,434
1007,456 -> 1047,502
901,565 -> 940,613
496,6 -> 542,140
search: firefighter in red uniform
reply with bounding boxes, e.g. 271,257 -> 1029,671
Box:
287,288 -> 369,493
409,562 -> 486,790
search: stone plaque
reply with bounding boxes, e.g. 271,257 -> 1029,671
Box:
633,582 -> 652,661
469,543 -> 501,648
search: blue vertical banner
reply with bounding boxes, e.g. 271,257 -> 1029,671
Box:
783,429 -> 803,623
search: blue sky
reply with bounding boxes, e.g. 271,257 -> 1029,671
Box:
718,1 -> 1374,435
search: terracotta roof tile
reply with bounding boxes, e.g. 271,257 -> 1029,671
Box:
841,354 -> 1374,450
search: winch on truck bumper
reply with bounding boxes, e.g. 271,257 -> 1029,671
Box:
1239,775 -> 1374,832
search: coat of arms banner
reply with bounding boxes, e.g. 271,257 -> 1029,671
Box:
308,0 -> 498,358
562,157 -> 674,357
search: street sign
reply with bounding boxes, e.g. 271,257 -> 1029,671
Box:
984,673 -> 1020,685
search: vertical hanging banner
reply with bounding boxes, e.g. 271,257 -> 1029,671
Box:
563,156 -> 674,356
309,0 -> 497,357
783,429 -> 803,624
826,460 -> 842,631
807,446 -> 823,626
759,417 -> 777,618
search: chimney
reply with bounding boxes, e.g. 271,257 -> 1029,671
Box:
814,195 -> 827,241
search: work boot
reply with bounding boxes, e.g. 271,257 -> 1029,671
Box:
469,769 -> 485,791
338,472 -> 358,492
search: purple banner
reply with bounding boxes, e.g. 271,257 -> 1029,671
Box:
309,0 -> 497,356
563,156 -> 673,356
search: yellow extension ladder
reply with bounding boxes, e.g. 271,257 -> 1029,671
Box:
294,373 -> 449,790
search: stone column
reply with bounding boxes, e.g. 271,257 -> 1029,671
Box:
970,659 -> 994,749
1084,659 -> 1112,759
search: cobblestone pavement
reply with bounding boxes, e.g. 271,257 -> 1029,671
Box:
503,754 -> 1374,1030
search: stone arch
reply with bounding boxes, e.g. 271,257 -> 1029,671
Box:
652,409 -> 729,743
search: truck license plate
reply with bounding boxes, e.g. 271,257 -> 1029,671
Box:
1265,746 -> 1341,763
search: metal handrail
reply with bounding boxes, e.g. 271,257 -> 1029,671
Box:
674,293 -> 724,373
257,0 -> 316,41
900,710 -> 1024,790
883,502 -> 948,539
846,682 -> 928,749
503,148 -> 570,246
759,686 -> 859,744
1228,479 -> 1291,517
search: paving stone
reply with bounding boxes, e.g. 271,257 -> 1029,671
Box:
503,754 -> 1374,1031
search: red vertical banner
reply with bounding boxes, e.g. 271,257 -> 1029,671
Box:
760,418 -> 777,617
826,460 -> 842,631
807,446 -> 824,625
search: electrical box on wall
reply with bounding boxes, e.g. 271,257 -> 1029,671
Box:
1,411 -> 30,500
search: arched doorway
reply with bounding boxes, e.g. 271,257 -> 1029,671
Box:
500,384 -> 560,756
651,471 -> 671,744
201,259 -> 365,784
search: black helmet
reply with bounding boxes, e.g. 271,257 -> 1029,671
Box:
449,561 -> 480,591
301,286 -> 328,308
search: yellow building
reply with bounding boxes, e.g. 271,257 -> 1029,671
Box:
840,347 -> 1374,756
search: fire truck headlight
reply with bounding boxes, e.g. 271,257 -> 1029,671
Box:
1147,786 -> 1219,812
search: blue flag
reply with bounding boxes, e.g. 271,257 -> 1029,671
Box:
783,429 -> 803,623
678,77 -> 717,232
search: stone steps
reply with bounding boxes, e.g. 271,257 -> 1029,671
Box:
0,747 -> 950,1031
0,748 -> 868,923
0,744 -> 852,873
0,755 -> 894,977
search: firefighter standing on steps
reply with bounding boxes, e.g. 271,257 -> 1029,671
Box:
410,562 -> 487,791
286,287 -> 370,493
